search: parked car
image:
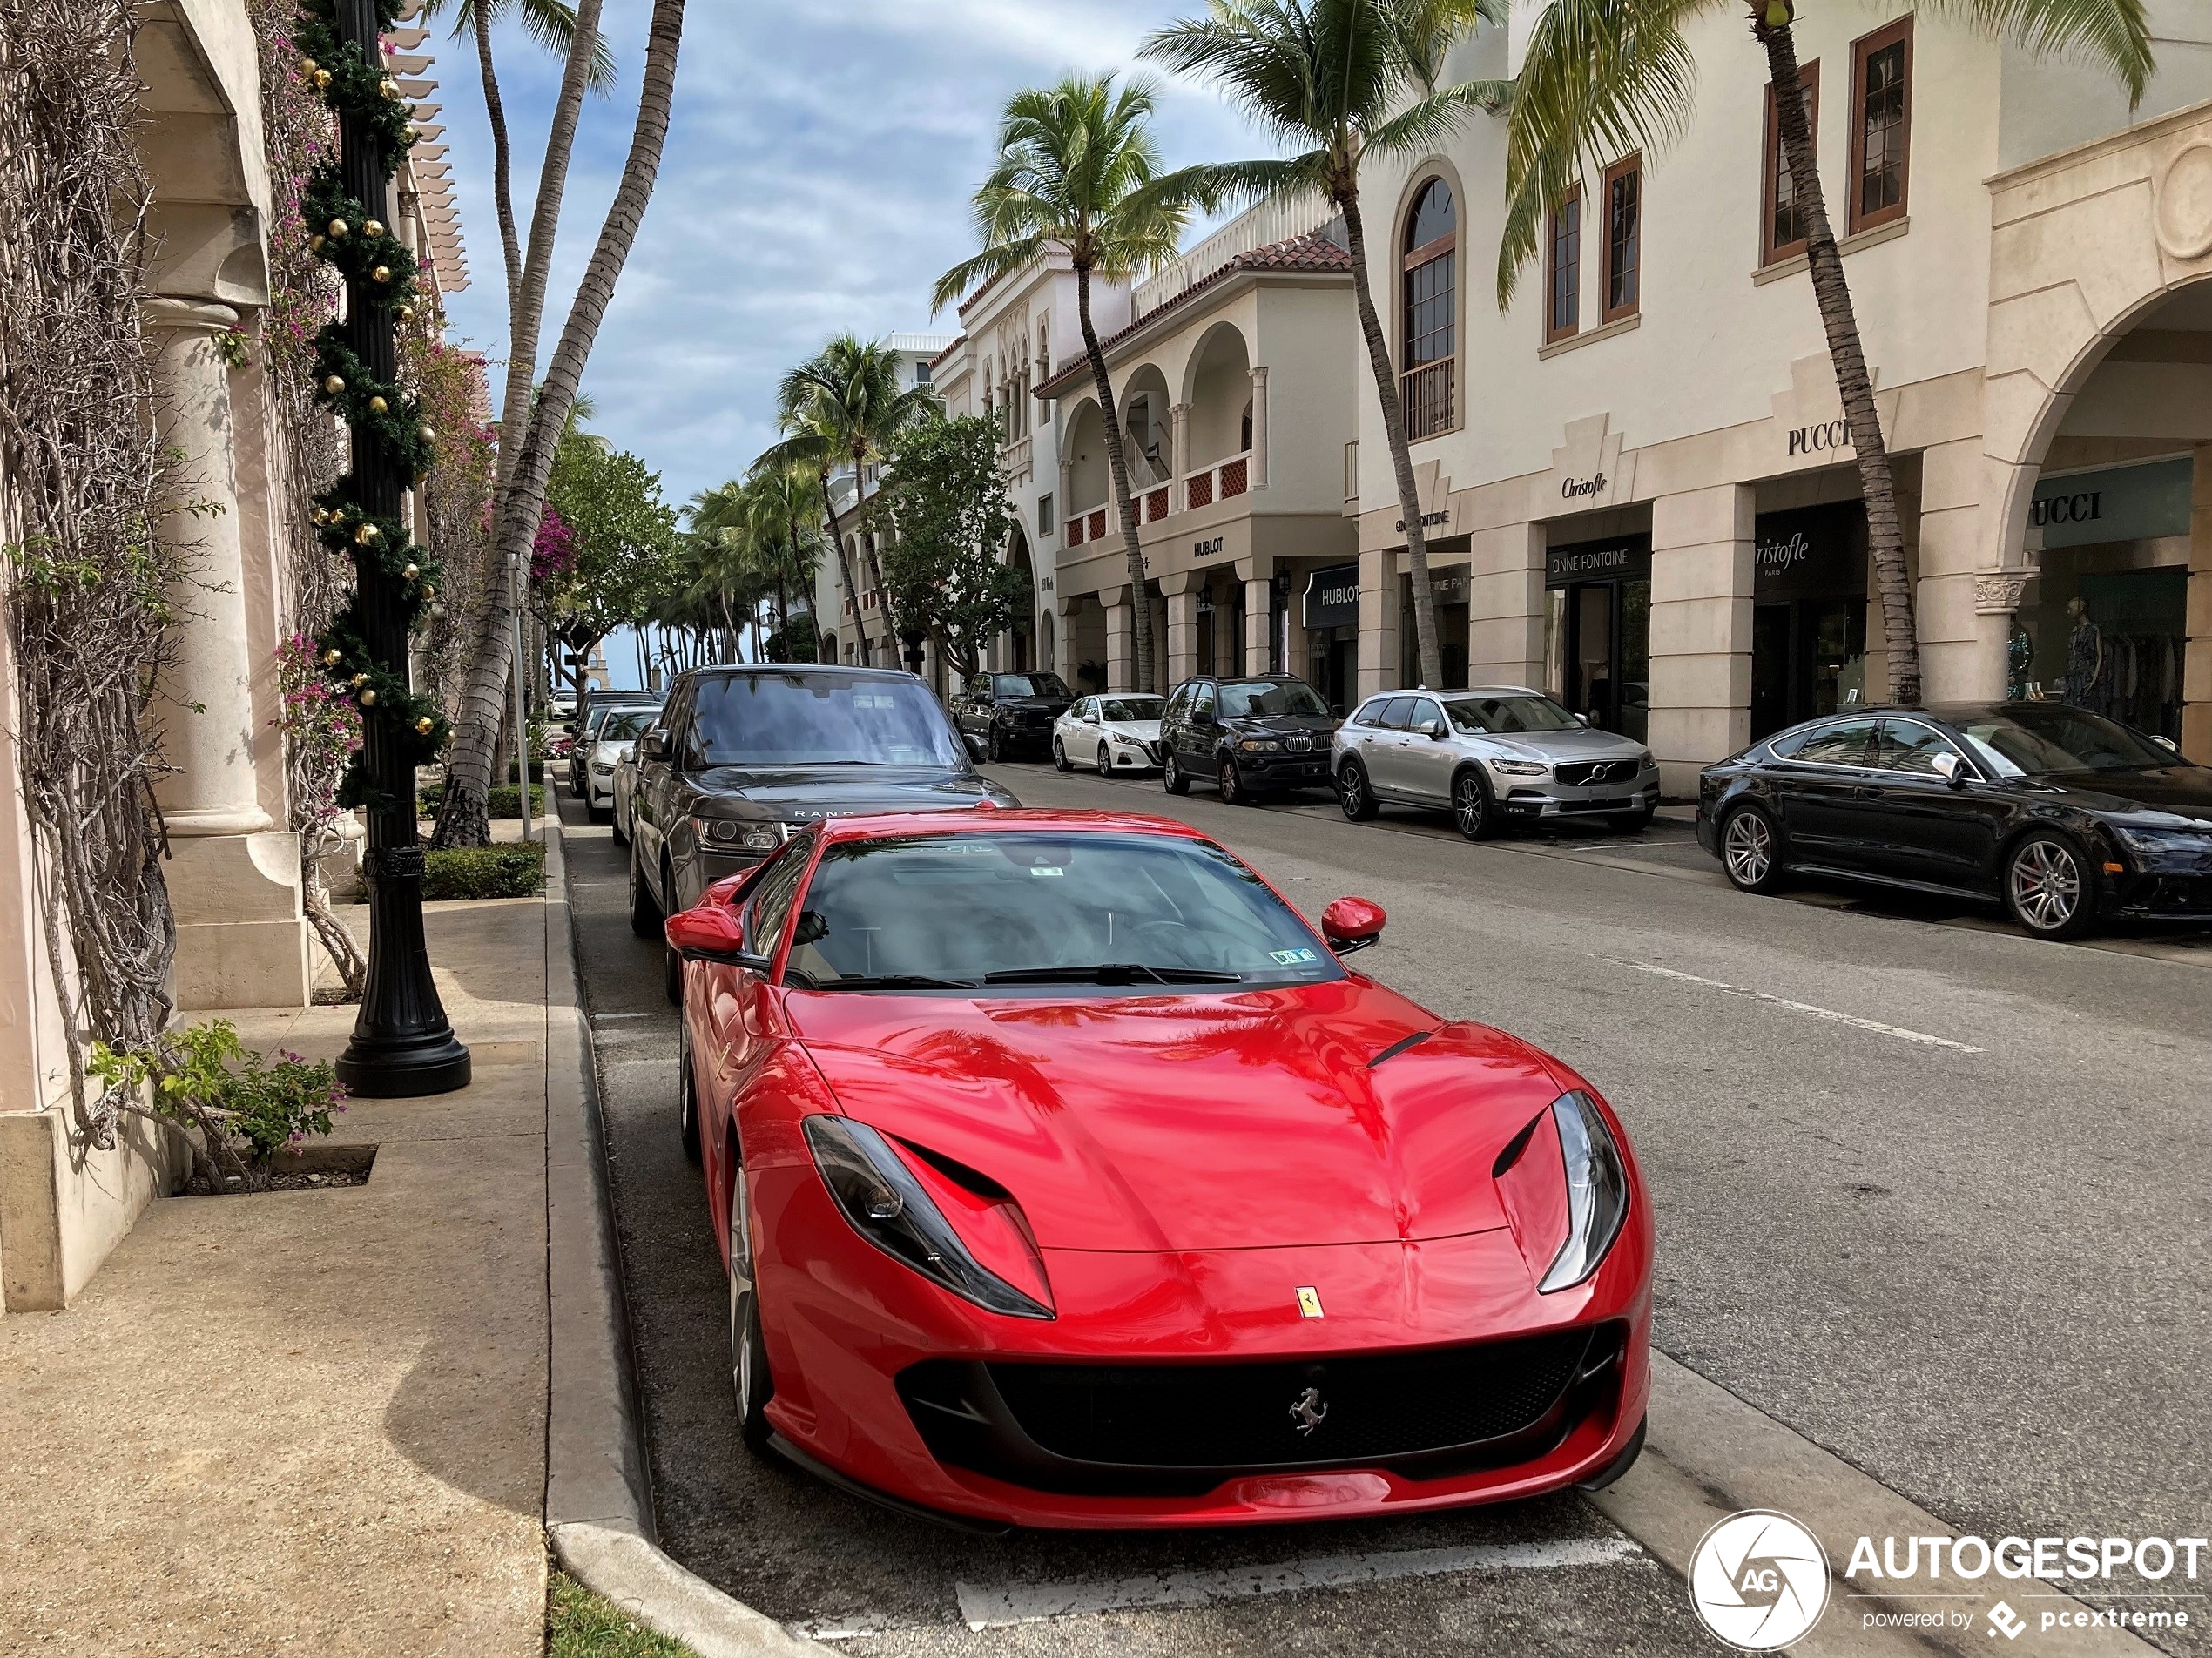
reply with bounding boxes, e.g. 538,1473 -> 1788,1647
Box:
628,665 -> 1019,998
1053,693 -> 1165,776
610,736 -> 643,846
567,691 -> 661,797
951,671 -> 1075,763
1697,701 -> 2212,939
664,806 -> 1651,1528
1335,687 -> 1660,839
1158,673 -> 1339,804
583,706 -> 658,823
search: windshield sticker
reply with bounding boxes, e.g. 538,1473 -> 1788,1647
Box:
1271,947 -> 1319,964
1028,866 -> 1065,878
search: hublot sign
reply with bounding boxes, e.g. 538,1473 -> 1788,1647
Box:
1193,536 -> 1226,557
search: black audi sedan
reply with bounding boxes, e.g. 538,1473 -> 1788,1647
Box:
1697,703 -> 2212,939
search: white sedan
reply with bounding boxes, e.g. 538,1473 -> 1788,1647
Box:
587,707 -> 658,823
1053,693 -> 1166,777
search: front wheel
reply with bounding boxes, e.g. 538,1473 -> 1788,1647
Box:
610,802 -> 630,846
727,1154 -> 775,1454
1217,756 -> 1251,806
1453,768 -> 1500,841
1096,743 -> 1114,778
2005,832 -> 2096,940
1052,738 -> 1072,772
986,726 -> 1004,765
1720,804 -> 1787,894
1163,752 -> 1190,796
1337,758 -> 1379,822
1609,806 -> 1656,835
628,839 -> 662,938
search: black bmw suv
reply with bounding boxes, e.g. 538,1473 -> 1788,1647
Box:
949,671 -> 1075,763
1158,673 -> 1340,805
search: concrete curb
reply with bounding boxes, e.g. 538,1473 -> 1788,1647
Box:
539,819 -> 826,1656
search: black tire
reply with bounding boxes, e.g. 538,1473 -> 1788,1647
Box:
1052,738 -> 1072,772
727,1145 -> 775,1454
1096,743 -> 1114,778
1453,767 -> 1500,841
586,800 -> 610,825
1608,806 -> 1656,835
678,1020 -> 702,1163
1163,752 -> 1190,795
1337,758 -> 1379,821
986,726 -> 1005,765
2003,831 -> 2097,940
1217,755 -> 1245,805
610,805 -> 629,846
665,938 -> 683,1005
1719,803 -> 1787,894
628,839 -> 662,938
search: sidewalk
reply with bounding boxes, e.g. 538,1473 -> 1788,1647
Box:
0,894 -> 555,1657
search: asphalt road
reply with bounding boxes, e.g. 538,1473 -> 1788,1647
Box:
559,763 -> 2211,1656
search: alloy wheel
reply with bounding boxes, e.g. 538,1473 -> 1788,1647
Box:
1052,738 -> 1071,772
1218,758 -> 1243,805
1723,810 -> 1774,889
1454,773 -> 1488,839
2009,837 -> 2081,933
727,1165 -> 764,1435
1096,744 -> 1113,778
987,727 -> 1003,764
678,1021 -> 700,1162
1163,753 -> 1188,795
1338,760 -> 1376,822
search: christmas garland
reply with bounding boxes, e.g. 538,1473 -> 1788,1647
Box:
291,0 -> 442,807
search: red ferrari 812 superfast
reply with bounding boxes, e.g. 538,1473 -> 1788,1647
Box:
666,808 -> 1652,1530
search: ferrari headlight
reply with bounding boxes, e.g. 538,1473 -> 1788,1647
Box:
1540,1091 -> 1629,1293
1492,758 -> 1548,777
804,1116 -> 1053,1319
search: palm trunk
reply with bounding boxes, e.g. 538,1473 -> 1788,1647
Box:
471,4 -> 523,313
1340,190 -> 1441,691
775,571 -> 790,658
821,467 -> 873,662
1075,262 -> 1156,694
1759,20 -> 1919,704
434,0 -> 687,848
853,445 -> 892,646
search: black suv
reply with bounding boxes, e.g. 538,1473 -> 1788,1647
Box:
628,665 -> 1019,996
1159,673 -> 1340,805
950,671 -> 1074,763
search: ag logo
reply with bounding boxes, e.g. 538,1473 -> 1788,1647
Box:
1688,1510 -> 1831,1650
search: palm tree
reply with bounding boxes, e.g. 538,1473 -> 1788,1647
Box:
1142,2 -> 1508,691
744,465 -> 826,655
755,336 -> 935,668
417,0 -> 615,314
932,75 -> 1207,695
1501,0 -> 2152,705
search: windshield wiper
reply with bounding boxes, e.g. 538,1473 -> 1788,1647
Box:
819,973 -> 978,991
982,963 -> 1242,986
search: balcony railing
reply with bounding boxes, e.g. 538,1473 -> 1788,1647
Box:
1184,450 -> 1251,512
1143,486 -> 1170,523
1401,359 -> 1455,441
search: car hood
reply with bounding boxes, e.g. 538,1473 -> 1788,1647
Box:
1099,719 -> 1162,741
2026,765 -> 2212,822
1483,727 -> 1649,763
998,696 -> 1070,714
689,766 -> 1005,819
786,980 -> 1568,1251
1224,714 -> 1339,738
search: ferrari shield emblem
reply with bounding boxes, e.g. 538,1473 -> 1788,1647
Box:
1296,1285 -> 1324,1318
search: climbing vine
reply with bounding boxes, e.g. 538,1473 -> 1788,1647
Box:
0,0 -> 179,1137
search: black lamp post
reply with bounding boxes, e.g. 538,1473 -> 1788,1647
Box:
328,0 -> 469,1097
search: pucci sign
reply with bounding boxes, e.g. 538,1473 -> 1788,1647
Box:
1787,419 -> 1854,458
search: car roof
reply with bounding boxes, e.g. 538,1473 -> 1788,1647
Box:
687,663 -> 914,681
811,806 -> 1207,848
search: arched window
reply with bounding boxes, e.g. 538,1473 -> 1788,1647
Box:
1401,178 -> 1457,441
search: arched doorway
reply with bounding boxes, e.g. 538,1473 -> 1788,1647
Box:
1039,609 -> 1056,674
1008,526 -> 1035,671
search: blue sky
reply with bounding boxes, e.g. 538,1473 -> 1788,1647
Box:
432,0 -> 1272,518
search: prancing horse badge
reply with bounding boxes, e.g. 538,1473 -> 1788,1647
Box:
1296,1285 -> 1324,1319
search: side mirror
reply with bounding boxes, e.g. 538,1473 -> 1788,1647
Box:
637,728 -> 668,762
2154,734 -> 2181,757
1321,896 -> 1386,955
1931,751 -> 1966,789
664,906 -> 768,971
1418,718 -> 1447,740
617,744 -> 636,764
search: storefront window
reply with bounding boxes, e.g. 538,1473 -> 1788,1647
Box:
1303,563 -> 1361,715
2018,457 -> 2191,738
1400,564 -> 1470,689
1750,502 -> 1869,738
1542,535 -> 1651,739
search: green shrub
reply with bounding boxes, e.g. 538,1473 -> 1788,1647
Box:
422,842 -> 546,900
417,781 -> 543,819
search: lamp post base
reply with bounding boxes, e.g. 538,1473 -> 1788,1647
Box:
334,844 -> 472,1097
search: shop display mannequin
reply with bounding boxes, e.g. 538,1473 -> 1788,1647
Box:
2064,596 -> 2105,711
2007,622 -> 2033,702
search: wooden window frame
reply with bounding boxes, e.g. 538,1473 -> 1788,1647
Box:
1545,185 -> 1583,345
1602,154 -> 1642,326
1399,176 -> 1459,441
1848,17 -> 1912,236
1761,59 -> 1820,269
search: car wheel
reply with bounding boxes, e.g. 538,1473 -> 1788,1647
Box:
610,805 -> 629,846
628,839 -> 661,938
1453,767 -> 1500,841
727,1147 -> 775,1454
1052,738 -> 1072,772
2005,832 -> 2096,940
1163,752 -> 1190,795
1609,806 -> 1656,835
678,1019 -> 701,1163
1337,758 -> 1379,821
1720,804 -> 1786,894
586,800 -> 609,825
986,726 -> 1004,765
1096,743 -> 1114,778
1218,756 -> 1252,806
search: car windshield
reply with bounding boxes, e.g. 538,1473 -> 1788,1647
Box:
785,832 -> 1343,992
600,710 -> 657,742
1952,706 -> 2174,778
586,701 -> 653,736
1099,697 -> 1163,722
993,673 -> 1069,699
1444,694 -> 1582,734
1218,679 -> 1327,718
690,673 -> 965,768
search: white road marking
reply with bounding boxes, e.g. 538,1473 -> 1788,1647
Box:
954,1536 -> 1642,1630
590,1012 -> 654,1021
1600,959 -> 1985,1053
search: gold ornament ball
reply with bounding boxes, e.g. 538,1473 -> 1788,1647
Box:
379,77 -> 400,99
364,219 -> 385,238
359,689 -> 378,708
368,395 -> 388,414
322,374 -> 345,395
396,304 -> 415,322
401,125 -> 419,145
349,673 -> 368,689
308,233 -> 325,253
419,423 -> 436,441
402,563 -> 420,580
421,583 -> 436,599
313,68 -> 332,90
415,717 -> 435,736
324,648 -> 343,667
372,265 -> 392,284
354,522 -> 380,546
299,56 -> 319,77
327,218 -> 347,239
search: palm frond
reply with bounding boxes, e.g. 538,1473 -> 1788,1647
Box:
1364,78 -> 1512,159
931,237 -> 1044,316
1922,0 -> 2153,104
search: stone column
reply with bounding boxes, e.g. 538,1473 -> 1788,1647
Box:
1468,522 -> 1545,689
1164,575 -> 1200,687
1248,367 -> 1270,489
1170,402 -> 1190,502
2187,444 -> 2212,760
1915,437 -> 1990,701
1356,547 -> 1400,698
1649,484 -> 1755,799
1244,576 -> 1273,674
1104,590 -> 1135,692
145,297 -> 309,1010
